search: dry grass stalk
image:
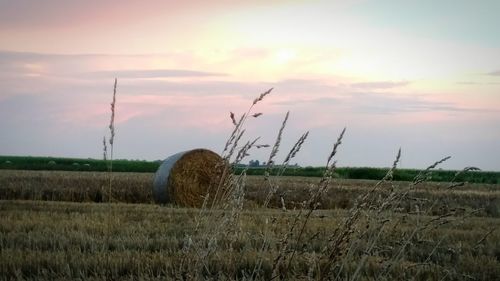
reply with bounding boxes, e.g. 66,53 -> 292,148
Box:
344,149 -> 403,280
211,88 -> 273,209
474,227 -> 497,248
102,78 -> 117,279
222,88 -> 273,161
264,111 -> 289,171
105,78 -> 117,202
262,112 -> 292,207
347,155 -> 483,280
102,136 -> 107,161
179,89 -> 276,278
270,128 -> 346,280
413,156 -> 451,185
448,166 -> 481,189
230,111 -> 237,126
253,88 -> 273,105
175,88 -> 480,280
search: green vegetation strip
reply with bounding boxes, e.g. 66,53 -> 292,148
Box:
1,155 -> 499,184
0,155 -> 157,173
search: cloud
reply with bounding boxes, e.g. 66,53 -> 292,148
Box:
349,81 -> 411,89
486,70 -> 500,76
456,81 -> 500,85
84,69 -> 227,79
0,50 -> 105,63
1,51 -> 500,170
0,51 -> 114,76
281,92 -> 489,115
0,51 -> 227,85
0,0 -> 213,29
0,51 -> 492,119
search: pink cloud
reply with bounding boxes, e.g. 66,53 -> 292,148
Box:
349,81 -> 411,89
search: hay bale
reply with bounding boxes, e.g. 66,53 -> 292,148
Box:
153,149 -> 227,207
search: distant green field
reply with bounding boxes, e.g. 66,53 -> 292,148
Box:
239,166 -> 500,184
0,155 -> 157,173
1,155 -> 498,184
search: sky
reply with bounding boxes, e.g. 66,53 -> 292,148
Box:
0,0 -> 499,171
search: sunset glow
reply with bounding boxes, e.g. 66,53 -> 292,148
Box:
1,0 -> 499,170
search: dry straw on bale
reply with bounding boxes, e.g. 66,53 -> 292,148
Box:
153,149 -> 227,208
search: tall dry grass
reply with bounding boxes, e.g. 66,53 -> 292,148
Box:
173,89 -> 494,280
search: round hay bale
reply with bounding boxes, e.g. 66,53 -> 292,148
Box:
153,149 -> 227,207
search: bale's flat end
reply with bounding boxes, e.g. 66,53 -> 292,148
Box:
153,149 -> 227,207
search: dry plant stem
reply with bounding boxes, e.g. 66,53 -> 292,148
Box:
381,220 -> 434,278
227,127 -> 246,163
378,158 -> 459,279
180,86 -> 473,280
250,221 -> 272,280
252,131 -> 309,279
263,130 -> 308,209
326,128 -> 346,167
272,128 -> 346,280
410,237 -> 447,281
193,173 -> 248,275
359,148 -> 401,210
230,111 -> 237,125
235,137 -> 261,165
103,78 -> 117,279
102,136 -> 107,162
183,90 -> 273,274
271,207 -> 305,280
213,89 -> 272,208
279,131 -> 309,176
320,149 -> 401,280
212,124 -> 244,208
347,150 -> 402,280
211,135 -> 258,208
108,78 -> 117,202
102,136 -> 107,201
351,220 -> 389,280
216,137 -> 260,204
190,89 -> 275,277
221,88 -> 272,159
320,209 -> 361,280
448,166 -> 481,189
381,168 -> 449,275
264,111 -> 290,172
262,111 -> 290,207
413,156 -> 451,185
185,89 -> 274,274
474,227 -> 496,248
395,156 -> 453,213
290,129 -> 345,277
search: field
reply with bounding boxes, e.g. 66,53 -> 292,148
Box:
1,169 -> 500,280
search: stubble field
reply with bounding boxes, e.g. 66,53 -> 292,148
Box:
0,169 -> 499,280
